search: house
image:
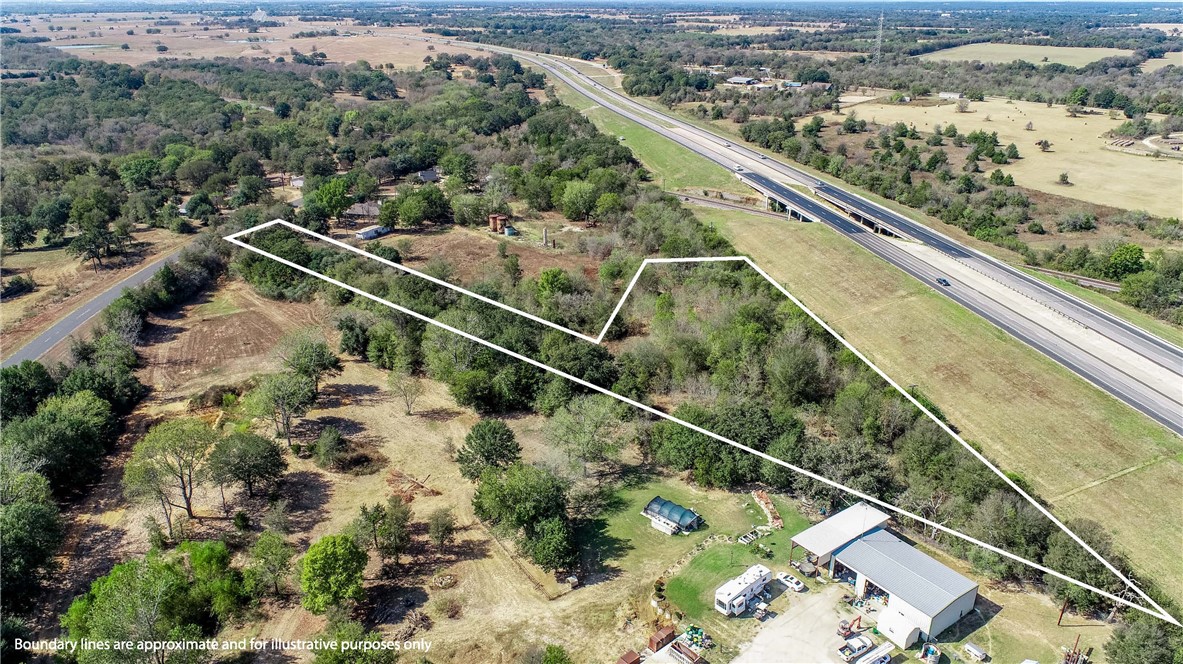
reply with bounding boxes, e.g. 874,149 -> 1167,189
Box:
355,225 -> 391,240
343,201 -> 380,226
714,564 -> 771,616
291,176 -> 305,189
938,91 -> 963,100
785,81 -> 803,88
753,83 -> 775,91
792,503 -> 979,648
726,76 -> 758,85
416,168 -> 439,183
802,81 -> 833,92
642,496 -> 702,535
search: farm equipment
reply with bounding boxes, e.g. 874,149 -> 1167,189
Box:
837,615 -> 863,638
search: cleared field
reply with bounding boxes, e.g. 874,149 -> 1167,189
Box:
919,43 -> 1135,67
28,14 -> 488,68
850,97 -> 1183,218
1141,50 -> 1183,72
0,226 -> 192,361
702,207 -> 1183,604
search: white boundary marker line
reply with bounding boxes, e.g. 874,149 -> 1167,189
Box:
226,220 -> 1179,625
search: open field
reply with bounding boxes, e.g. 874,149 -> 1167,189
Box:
1141,50 -> 1183,72
0,226 -> 192,361
20,14 -> 489,68
700,207 -> 1183,604
919,43 -> 1135,67
837,97 -> 1183,218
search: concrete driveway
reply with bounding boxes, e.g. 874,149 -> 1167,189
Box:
733,582 -> 851,664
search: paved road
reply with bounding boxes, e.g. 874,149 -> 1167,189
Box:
407,34 -> 1183,434
1,247 -> 187,368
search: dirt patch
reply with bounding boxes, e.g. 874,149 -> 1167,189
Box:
136,280 -> 330,410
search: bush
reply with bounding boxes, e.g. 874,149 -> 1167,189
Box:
314,426 -> 345,468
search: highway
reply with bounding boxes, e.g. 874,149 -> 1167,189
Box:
407,34 -> 1183,434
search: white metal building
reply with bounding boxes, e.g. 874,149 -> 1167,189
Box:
714,564 -> 771,616
833,529 -> 978,648
355,225 -> 391,240
790,503 -> 978,648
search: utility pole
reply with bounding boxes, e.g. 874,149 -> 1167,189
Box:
874,11 -> 885,67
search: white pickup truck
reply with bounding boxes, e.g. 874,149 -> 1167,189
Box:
837,635 -> 874,663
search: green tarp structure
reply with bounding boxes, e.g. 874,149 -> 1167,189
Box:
644,496 -> 702,530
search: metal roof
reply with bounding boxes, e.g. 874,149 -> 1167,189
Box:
791,502 -> 891,556
834,528 -> 978,617
644,496 -> 700,529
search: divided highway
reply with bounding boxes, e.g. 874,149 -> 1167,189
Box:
408,34 -> 1183,434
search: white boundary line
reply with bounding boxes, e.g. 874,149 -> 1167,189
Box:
226,220 -> 1179,625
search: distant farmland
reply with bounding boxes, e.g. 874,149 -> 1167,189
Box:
920,43 -> 1134,67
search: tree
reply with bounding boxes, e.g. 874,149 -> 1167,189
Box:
1,215 -> 37,251
350,497 -> 412,563
118,157 -> 158,192
245,530 -> 295,596
312,620 -> 397,664
387,368 -> 424,415
1044,519 -> 1127,613
279,330 -> 343,392
254,373 -> 317,448
0,481 -> 64,612
1105,243 -> 1145,280
457,419 -> 521,480
1058,172 -> 1071,185
546,395 -> 628,473
0,360 -> 56,423
315,178 -> 352,221
1104,621 -> 1175,664
559,180 -> 597,221
537,267 -> 574,300
206,432 -> 287,499
125,418 -> 217,519
427,507 -> 457,551
1037,139 -> 1052,152
2,390 -> 115,492
473,463 -> 568,535
521,516 -> 575,572
300,534 -> 368,614
314,425 -> 346,469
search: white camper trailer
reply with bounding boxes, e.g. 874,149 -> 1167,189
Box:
714,564 -> 772,616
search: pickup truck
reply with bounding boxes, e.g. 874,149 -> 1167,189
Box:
837,635 -> 874,662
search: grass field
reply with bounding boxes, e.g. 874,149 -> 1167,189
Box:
919,43 -> 1135,67
830,97 -> 1183,218
697,207 -> 1183,604
1141,50 -> 1183,72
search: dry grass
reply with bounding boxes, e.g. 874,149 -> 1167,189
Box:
847,97 -> 1183,218
24,14 -> 487,68
703,206 -> 1183,604
1141,50 -> 1183,72
919,43 -> 1135,67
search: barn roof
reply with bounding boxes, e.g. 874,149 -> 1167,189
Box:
834,528 -> 978,617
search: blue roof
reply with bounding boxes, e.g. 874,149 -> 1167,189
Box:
644,496 -> 701,529
834,528 -> 977,617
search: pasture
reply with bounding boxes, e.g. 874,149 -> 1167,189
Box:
919,43 -> 1135,67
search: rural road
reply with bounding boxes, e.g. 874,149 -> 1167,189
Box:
1,246 -> 187,368
407,33 -> 1183,434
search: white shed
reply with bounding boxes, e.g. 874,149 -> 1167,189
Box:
355,225 -> 391,240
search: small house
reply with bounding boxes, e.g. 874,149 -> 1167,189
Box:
785,81 -> 803,88
714,564 -> 771,616
726,76 -> 758,85
642,496 -> 702,535
355,225 -> 391,241
802,81 -> 833,92
416,168 -> 439,183
343,201 -> 380,226
291,176 -> 305,189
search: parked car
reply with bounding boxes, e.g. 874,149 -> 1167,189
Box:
776,572 -> 805,592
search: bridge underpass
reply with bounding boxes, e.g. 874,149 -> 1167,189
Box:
736,172 -> 818,222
